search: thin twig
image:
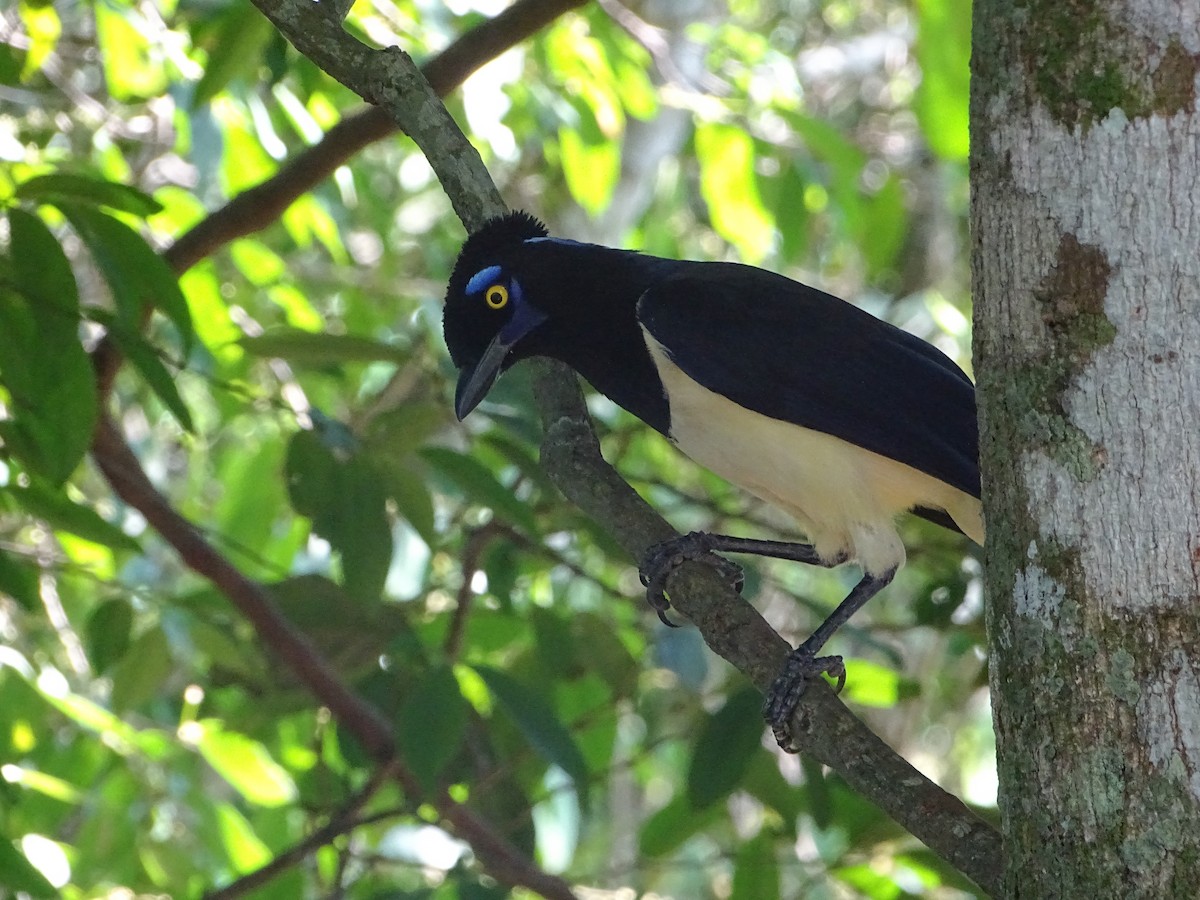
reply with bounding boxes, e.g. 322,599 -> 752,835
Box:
204,760 -> 401,900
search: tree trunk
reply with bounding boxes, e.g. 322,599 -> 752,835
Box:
971,0 -> 1200,895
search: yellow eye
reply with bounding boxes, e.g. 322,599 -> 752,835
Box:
484,284 -> 508,309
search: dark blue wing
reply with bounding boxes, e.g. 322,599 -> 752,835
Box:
637,263 -> 980,499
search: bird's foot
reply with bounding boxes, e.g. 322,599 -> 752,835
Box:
638,532 -> 745,626
762,647 -> 846,752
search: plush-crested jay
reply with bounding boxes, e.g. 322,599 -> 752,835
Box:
442,211 -> 983,747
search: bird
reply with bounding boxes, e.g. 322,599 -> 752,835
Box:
442,210 -> 983,749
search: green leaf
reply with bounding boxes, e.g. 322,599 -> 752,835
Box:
109,626 -> 172,711
365,404 -> 447,459
103,318 -> 194,431
915,0 -> 971,160
638,794 -> 724,858
6,207 -> 79,312
841,659 -> 902,708
285,429 -> 393,601
0,287 -> 96,484
192,6 -> 274,107
859,174 -> 907,277
15,172 -> 162,216
0,39 -> 24,86
397,665 -> 468,789
85,598 -> 133,674
92,1 -> 166,99
731,832 -> 781,900
420,447 -> 538,535
384,466 -> 437,547
214,803 -> 273,872
0,549 -> 40,611
5,482 -> 140,552
474,666 -> 589,798
57,202 -> 193,352
686,685 -> 763,809
695,121 -> 774,263
196,723 -> 298,807
0,836 -> 57,897
558,126 -> 620,217
240,329 -> 410,366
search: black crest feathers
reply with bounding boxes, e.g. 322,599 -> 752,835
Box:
461,211 -> 547,261
447,211 -> 548,300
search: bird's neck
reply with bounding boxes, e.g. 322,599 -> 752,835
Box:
527,245 -> 676,435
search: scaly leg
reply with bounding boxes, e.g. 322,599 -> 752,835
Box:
639,531 -> 847,625
763,566 -> 897,750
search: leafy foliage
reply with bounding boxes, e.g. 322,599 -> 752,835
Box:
0,0 -> 987,896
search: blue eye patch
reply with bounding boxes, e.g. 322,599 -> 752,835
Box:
466,265 -> 503,295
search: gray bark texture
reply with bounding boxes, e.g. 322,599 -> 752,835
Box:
971,0 -> 1200,895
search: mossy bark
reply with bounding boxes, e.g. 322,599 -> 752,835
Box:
971,0 -> 1200,896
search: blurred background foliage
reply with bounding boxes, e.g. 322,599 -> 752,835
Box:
0,0 -> 989,896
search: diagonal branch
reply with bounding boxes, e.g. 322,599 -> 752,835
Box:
250,0 -> 1006,893
91,412 -> 579,900
92,412 -> 396,761
111,0 -> 1002,893
93,0 -> 587,398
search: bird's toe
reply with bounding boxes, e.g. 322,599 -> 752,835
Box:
763,649 -> 847,751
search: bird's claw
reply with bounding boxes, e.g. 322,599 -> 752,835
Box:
638,532 -> 745,624
763,648 -> 846,752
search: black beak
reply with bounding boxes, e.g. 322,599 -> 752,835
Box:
453,301 -> 547,420
454,332 -> 516,420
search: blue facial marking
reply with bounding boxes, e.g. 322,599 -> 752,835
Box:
466,265 -> 503,295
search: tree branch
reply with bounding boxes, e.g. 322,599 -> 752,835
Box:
205,760 -> 401,900
98,0 -> 1002,891
263,4 -> 1008,889
91,412 -> 578,899
532,374 -> 1005,894
93,0 -> 587,397
91,412 -> 395,761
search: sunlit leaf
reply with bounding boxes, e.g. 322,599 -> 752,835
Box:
915,0 -> 971,160
841,659 -> 903,707
558,127 -> 619,217
196,723 -> 298,807
695,121 -> 774,263
214,803 -> 273,871
92,1 -> 166,99
17,3 -> 59,80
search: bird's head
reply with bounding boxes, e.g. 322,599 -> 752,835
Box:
443,211 -> 557,420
